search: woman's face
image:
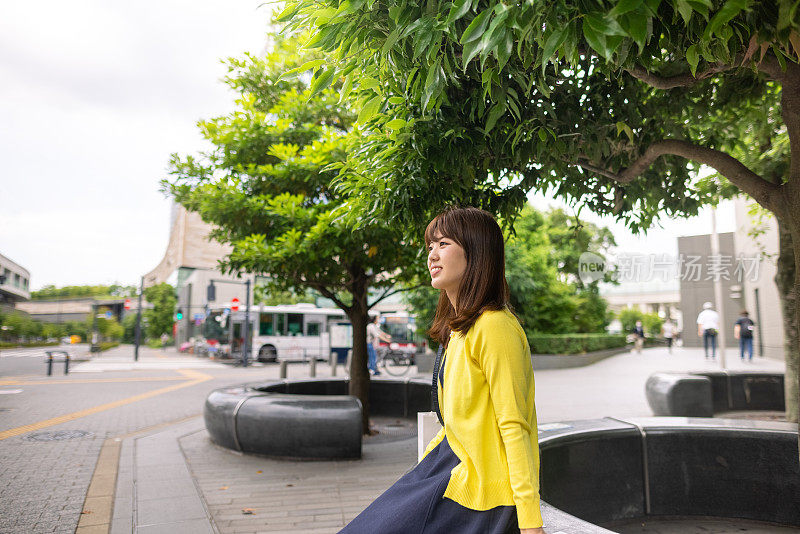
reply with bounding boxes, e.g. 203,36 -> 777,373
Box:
427,233 -> 467,295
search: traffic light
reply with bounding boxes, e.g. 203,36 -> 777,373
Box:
207,281 -> 216,302
176,308 -> 184,321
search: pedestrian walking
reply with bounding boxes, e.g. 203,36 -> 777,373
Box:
662,319 -> 676,354
339,206 -> 545,534
734,310 -> 756,361
632,320 -> 645,354
696,302 -> 720,359
366,314 -> 391,376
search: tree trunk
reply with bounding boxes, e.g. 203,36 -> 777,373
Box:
347,269 -> 372,435
776,220 -> 799,423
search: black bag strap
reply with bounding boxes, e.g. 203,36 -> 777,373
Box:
431,344 -> 444,426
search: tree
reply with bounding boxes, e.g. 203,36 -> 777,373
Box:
281,1 -> 800,434
32,284 -> 136,300
406,204 -> 614,340
165,31 -> 424,433
143,283 -> 176,339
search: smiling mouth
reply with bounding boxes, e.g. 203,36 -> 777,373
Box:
430,267 -> 442,276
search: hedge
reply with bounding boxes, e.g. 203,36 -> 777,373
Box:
528,333 -> 628,355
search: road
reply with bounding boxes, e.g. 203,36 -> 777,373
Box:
0,344 -> 90,378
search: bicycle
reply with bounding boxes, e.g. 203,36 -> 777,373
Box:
377,345 -> 415,376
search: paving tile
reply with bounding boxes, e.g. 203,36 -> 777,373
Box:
136,492 -> 208,525
135,518 -> 215,534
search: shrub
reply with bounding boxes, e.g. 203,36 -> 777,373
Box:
528,333 -> 628,355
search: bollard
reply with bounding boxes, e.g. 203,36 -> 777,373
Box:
310,357 -> 317,377
345,349 -> 352,376
45,351 -> 70,376
279,360 -> 288,379
330,351 -> 337,377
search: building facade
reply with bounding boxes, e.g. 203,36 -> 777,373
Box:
0,253 -> 31,312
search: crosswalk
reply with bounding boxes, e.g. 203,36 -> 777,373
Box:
0,348 -> 76,359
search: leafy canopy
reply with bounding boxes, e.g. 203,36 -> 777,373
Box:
165,31 -> 426,316
278,0 -> 799,233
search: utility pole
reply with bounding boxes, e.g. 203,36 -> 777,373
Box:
134,276 -> 143,361
710,206 -> 727,369
243,278 -> 251,367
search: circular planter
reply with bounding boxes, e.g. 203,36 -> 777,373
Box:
204,377 -> 431,460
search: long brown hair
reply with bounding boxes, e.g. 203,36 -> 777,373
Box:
425,206 -> 510,346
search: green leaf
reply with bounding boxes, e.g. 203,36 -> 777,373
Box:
460,9 -> 492,44
446,0 -> 472,24
706,0 -> 748,38
608,0 -> 644,17
338,72 -> 354,104
299,59 -> 326,73
462,38 -> 485,70
583,20 -> 610,57
381,27 -> 402,57
484,101 -> 507,134
388,96 -> 405,104
385,118 -> 407,129
615,121 -> 635,143
275,2 -> 302,22
622,12 -> 648,51
541,27 -> 569,65
309,67 -> 336,98
357,94 -> 382,124
686,43 -> 700,75
496,32 -> 514,71
585,13 -> 627,36
422,60 -> 442,110
537,128 -> 548,142
675,0 -> 693,25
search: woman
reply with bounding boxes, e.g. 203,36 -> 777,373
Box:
340,206 -> 545,534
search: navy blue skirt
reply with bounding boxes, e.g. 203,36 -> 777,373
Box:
339,436 -> 518,534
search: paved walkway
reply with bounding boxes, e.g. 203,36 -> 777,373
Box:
96,345 -> 786,534
0,343 -> 788,533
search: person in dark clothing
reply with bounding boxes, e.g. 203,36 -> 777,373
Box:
734,310 -> 756,361
632,320 -> 645,354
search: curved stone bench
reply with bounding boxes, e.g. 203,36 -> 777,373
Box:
204,377 -> 432,459
645,371 -> 785,417
538,417 -> 800,532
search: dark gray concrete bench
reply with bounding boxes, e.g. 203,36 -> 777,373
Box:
538,417 -> 800,531
645,371 -> 784,417
204,377 -> 431,459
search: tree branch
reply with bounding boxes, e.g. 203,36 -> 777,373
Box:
625,53 -> 785,89
575,139 -> 784,215
309,283 -> 351,313
367,284 -> 423,309
625,64 -> 734,89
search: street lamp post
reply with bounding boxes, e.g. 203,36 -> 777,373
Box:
134,276 -> 144,361
710,206 -> 727,369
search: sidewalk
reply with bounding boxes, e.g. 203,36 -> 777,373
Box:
106,345 -> 786,533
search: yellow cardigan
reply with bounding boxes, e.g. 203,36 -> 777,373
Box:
421,308 -> 542,529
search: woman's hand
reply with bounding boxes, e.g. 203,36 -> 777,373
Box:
521,528 -> 546,534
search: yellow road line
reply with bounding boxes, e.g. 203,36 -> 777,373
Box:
0,376 -> 189,386
0,369 -> 212,441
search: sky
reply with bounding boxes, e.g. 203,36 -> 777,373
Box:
0,1 -> 272,290
0,2 -> 736,291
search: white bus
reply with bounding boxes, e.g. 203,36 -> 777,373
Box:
232,303 -> 348,362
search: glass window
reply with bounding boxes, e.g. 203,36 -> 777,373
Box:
287,314 -> 303,336
306,322 -> 321,336
259,314 -> 274,336
276,313 -> 286,336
